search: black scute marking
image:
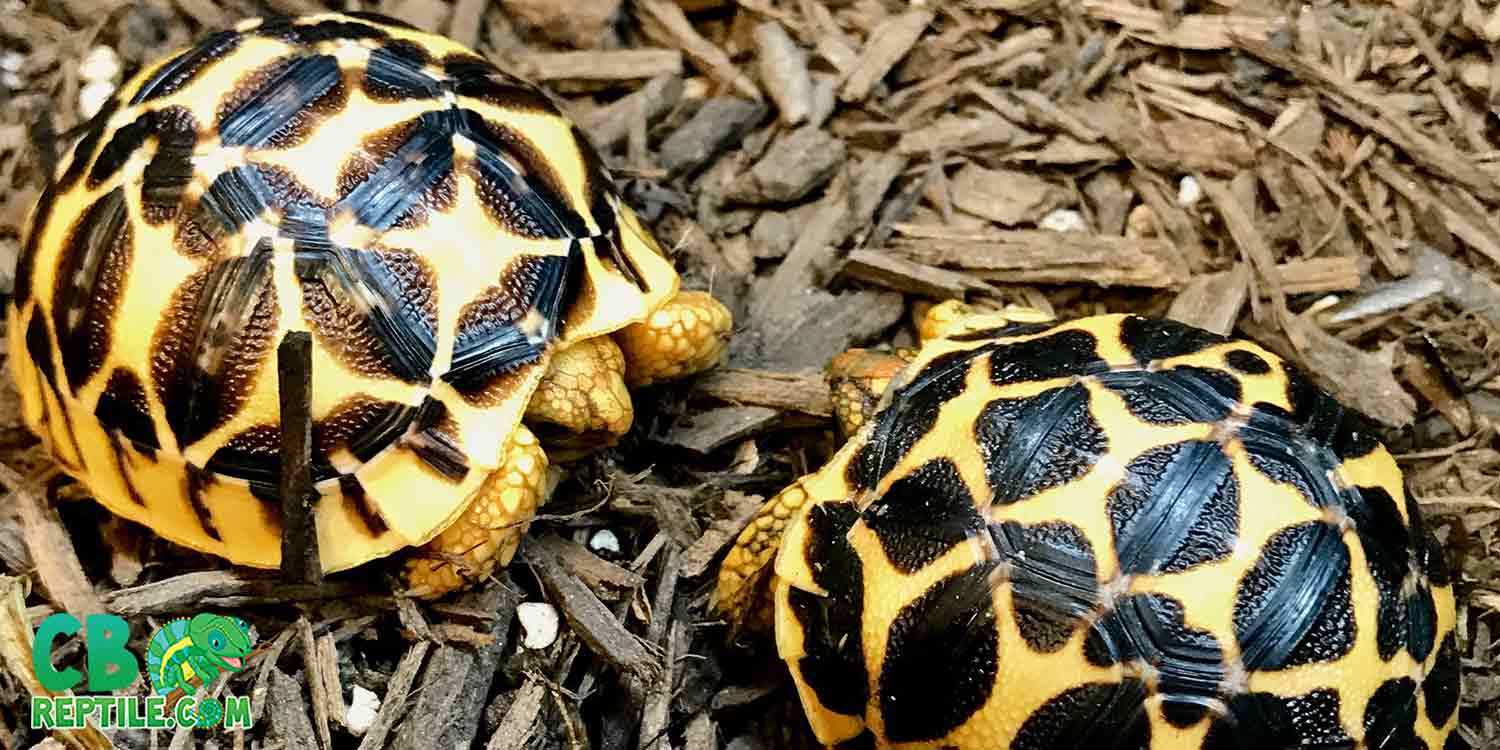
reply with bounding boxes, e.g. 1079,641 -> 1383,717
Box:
1224,349 -> 1271,375
1424,633 -> 1460,727
989,328 -> 1106,386
1117,315 -> 1228,365
443,54 -> 557,113
25,313 -> 59,390
946,321 -> 1054,342
152,246 -> 280,448
1083,593 -> 1223,726
1201,690 -> 1353,749
1232,522 -> 1355,670
1346,483 -> 1417,661
463,110 -> 589,240
337,110 -> 455,231
850,348 -> 976,490
294,240 -> 439,385
95,369 -> 159,454
140,106 -> 201,224
364,41 -> 439,101
570,126 -> 647,291
14,178 -> 59,303
51,187 -> 131,393
1406,586 -> 1438,664
860,458 -> 984,574
87,111 -> 154,188
1407,490 -> 1452,587
1364,678 -> 1421,749
184,465 -> 221,541
217,54 -> 342,148
878,565 -> 999,743
787,501 -> 867,719
1010,680 -> 1150,750
131,29 -> 241,104
1277,364 -> 1382,461
1097,366 -> 1238,426
993,521 -> 1098,653
405,398 -> 469,481
58,96 -> 118,190
977,384 -> 1105,505
196,165 -> 272,241
339,475 -> 390,536
1240,409 -> 1348,510
445,246 -> 581,396
1108,441 -> 1238,575
254,16 -> 390,44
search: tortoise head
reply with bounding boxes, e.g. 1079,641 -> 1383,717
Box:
188,614 -> 254,672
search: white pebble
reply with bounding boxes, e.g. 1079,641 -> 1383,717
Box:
78,80 -> 115,119
1177,176 -> 1202,208
79,46 -> 121,84
517,602 -> 559,650
1,51 -> 23,89
1040,209 -> 1086,233
345,685 -> 380,735
588,529 -> 621,556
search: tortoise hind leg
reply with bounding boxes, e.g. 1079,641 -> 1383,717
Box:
404,424 -> 549,598
614,289 -> 732,387
524,336 -> 635,459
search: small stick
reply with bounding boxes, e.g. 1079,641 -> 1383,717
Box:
278,331 -> 322,584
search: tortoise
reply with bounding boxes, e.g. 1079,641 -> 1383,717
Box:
715,301 -> 1459,749
9,12 -> 732,597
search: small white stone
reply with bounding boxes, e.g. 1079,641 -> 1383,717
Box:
517,602 -> 559,650
0,51 -> 22,73
78,80 -> 116,119
1177,176 -> 1202,208
1039,208 -> 1086,233
588,529 -> 621,556
346,685 -> 380,735
79,46 -> 121,83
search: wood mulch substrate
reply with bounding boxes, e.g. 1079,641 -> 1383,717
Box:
1,0 -> 1498,748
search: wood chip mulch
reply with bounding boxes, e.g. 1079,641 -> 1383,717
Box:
1,0 -> 1498,748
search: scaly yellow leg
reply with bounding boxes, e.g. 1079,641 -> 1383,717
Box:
614,290 -> 732,387
525,336 -> 634,457
404,424 -> 548,598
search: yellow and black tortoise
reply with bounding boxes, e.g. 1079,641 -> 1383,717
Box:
717,302 -> 1459,749
9,13 -> 731,597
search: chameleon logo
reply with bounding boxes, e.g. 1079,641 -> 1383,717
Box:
145,614 -> 256,696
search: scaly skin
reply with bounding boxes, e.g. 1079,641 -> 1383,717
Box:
407,290 -> 733,597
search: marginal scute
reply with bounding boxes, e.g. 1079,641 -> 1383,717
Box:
1364,677 -> 1421,749
52,187 -> 132,393
878,565 -> 999,743
1424,633 -> 1460,727
1116,314 -> 1227,366
788,501 -> 867,719
95,369 -> 159,453
130,29 -> 242,104
849,348 -> 974,489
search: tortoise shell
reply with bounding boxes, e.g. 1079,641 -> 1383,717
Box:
754,314 -> 1459,748
8,13 -> 679,573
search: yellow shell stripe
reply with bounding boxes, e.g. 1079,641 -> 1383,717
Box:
753,315 -> 1456,748
8,13 -> 676,574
